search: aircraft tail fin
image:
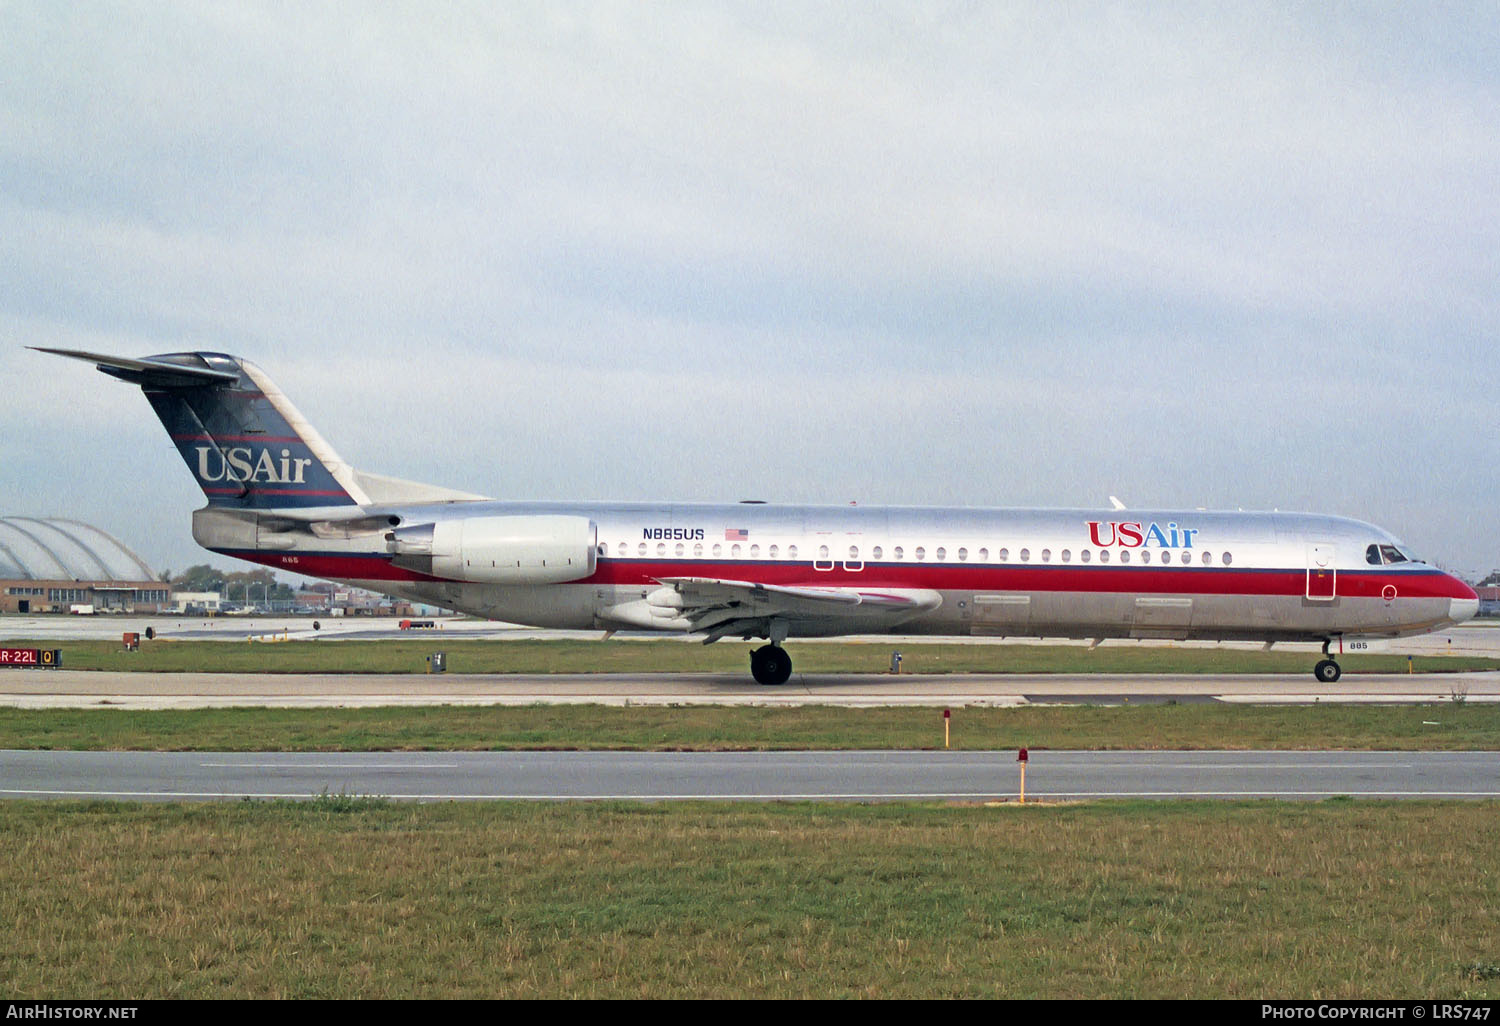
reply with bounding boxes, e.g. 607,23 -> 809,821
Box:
35,348 -> 398,510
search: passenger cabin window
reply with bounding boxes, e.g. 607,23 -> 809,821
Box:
768,545 -> 778,558
935,547 -> 945,560
915,547 -> 926,561
872,546 -> 883,559
788,545 -> 797,559
1019,548 -> 1030,562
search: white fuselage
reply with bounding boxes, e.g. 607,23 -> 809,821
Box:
194,500 -> 1480,644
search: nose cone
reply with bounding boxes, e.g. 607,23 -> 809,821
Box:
1449,597 -> 1479,624
1448,577 -> 1480,624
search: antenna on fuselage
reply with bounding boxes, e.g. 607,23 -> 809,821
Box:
1108,496 -> 1127,511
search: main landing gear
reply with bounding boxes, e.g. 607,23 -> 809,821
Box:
1314,638 -> 1342,683
750,644 -> 793,686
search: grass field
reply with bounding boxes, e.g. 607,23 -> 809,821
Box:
3,799 -> 1496,998
3,702 -> 1499,752
6,637 -> 1498,675
7,637 -> 1497,998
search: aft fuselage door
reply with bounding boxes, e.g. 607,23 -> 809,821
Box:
1306,544 -> 1337,601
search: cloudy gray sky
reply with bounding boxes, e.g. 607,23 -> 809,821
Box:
2,2 -> 1496,580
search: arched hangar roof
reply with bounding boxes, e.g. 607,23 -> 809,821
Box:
0,517 -> 156,582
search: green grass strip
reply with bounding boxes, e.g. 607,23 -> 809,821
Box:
3,799 -> 1497,998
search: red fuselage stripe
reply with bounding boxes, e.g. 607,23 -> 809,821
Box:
202,488 -> 351,496
213,551 -> 1476,600
172,434 -> 305,444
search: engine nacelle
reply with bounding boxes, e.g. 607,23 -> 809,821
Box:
388,515 -> 597,584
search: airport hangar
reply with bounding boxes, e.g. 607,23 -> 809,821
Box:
0,516 -> 169,614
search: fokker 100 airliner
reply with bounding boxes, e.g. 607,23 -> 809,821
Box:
38,348 -> 1479,685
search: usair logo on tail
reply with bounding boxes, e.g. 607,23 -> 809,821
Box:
195,446 -> 315,485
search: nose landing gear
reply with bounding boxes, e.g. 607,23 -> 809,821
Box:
1314,638 -> 1342,683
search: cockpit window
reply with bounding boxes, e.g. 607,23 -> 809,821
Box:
1367,543 -> 1420,566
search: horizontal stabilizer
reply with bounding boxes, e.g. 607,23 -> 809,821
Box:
353,470 -> 490,504
30,347 -> 240,388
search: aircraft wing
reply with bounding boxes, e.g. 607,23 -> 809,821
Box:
652,576 -> 942,642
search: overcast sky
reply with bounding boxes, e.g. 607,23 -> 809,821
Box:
2,2 -> 1496,581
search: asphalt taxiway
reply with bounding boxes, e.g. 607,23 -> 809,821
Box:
4,749 -> 1497,802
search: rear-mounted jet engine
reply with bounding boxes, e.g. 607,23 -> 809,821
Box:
387,515 -> 597,584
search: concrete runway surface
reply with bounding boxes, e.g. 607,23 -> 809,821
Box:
5,615 -> 1499,654
1,667 -> 1498,708
4,617 -> 1497,708
3,617 -> 1496,708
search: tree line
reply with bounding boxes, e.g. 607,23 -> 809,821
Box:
163,564 -> 301,603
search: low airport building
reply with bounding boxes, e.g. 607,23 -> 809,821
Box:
169,591 -> 223,614
1478,586 -> 1500,617
0,516 -> 169,614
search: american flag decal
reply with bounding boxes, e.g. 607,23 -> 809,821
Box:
725,528 -> 749,541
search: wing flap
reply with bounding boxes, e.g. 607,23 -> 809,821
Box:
650,576 -> 942,634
